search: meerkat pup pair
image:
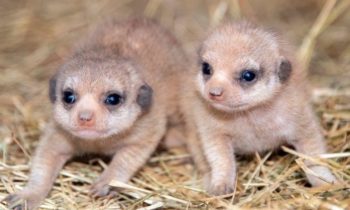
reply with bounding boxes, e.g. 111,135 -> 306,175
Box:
5,18 -> 186,209
182,21 -> 337,195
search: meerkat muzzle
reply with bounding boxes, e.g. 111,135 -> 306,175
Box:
209,87 -> 224,101
78,110 -> 95,127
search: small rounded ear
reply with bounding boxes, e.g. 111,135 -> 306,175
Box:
278,57 -> 292,83
49,74 -> 58,103
136,84 -> 153,111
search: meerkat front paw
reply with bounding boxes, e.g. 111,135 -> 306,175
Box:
306,165 -> 338,187
3,193 -> 26,210
4,191 -> 42,210
90,180 -> 112,198
90,176 -> 119,198
207,179 -> 235,196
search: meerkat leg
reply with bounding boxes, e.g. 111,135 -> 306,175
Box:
290,119 -> 337,186
186,127 -> 212,190
201,133 -> 236,195
5,131 -> 73,210
162,124 -> 186,148
184,121 -> 210,174
90,135 -> 160,197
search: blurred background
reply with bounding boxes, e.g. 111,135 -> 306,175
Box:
0,1 -> 349,209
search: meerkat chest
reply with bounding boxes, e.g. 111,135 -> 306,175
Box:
229,109 -> 295,154
72,138 -> 121,155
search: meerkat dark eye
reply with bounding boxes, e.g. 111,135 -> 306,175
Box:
62,90 -> 76,104
105,93 -> 122,106
202,62 -> 212,76
240,70 -> 256,82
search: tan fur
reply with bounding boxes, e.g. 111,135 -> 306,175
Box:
182,21 -> 337,195
5,18 -> 186,209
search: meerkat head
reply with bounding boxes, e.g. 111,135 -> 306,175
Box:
196,22 -> 292,112
49,52 -> 152,140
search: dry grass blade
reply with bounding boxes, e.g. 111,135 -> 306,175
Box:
109,180 -> 190,206
298,0 -> 337,69
319,153 -> 350,159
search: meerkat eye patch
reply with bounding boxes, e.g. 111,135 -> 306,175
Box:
49,74 -> 58,103
201,62 -> 213,80
62,89 -> 77,104
240,70 -> 257,82
278,58 -> 292,83
104,93 -> 123,106
202,62 -> 212,75
136,84 -> 153,111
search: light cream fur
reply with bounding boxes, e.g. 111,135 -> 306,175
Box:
182,21 -> 337,195
5,18 -> 186,209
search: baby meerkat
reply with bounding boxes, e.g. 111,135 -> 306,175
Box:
182,21 -> 337,195
5,18 -> 186,209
